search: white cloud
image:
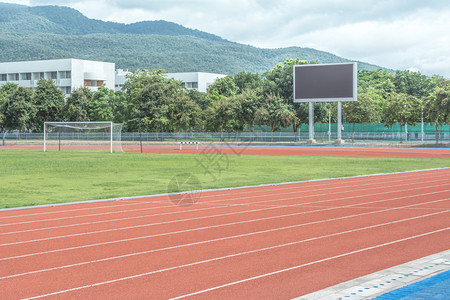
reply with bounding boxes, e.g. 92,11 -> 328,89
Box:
2,0 -> 450,77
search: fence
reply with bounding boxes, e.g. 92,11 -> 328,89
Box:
2,124 -> 449,146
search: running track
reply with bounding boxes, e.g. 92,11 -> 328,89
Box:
1,168 -> 449,299
3,145 -> 450,158
128,145 -> 450,159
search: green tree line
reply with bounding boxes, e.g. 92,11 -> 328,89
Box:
1,59 -> 449,143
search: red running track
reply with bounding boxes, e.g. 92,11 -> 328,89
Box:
3,145 -> 450,158
123,145 -> 450,158
0,168 -> 449,299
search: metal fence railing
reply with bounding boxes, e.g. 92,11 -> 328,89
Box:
1,130 -> 449,146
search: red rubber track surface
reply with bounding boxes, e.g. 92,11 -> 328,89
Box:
127,145 -> 450,159
1,168 -> 449,299
3,145 -> 450,158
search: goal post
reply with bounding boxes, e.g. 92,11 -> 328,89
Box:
43,121 -> 123,153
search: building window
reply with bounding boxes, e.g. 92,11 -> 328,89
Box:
60,71 -> 71,79
21,73 -> 32,80
183,82 -> 199,89
84,80 -> 91,87
65,87 -> 71,94
0,74 -> 6,81
9,73 -> 19,81
50,72 -> 57,80
96,81 -> 104,87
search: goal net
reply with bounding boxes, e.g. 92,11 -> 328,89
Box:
44,122 -> 123,152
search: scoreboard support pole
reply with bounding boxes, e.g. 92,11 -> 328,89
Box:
307,102 -> 316,144
336,101 -> 343,144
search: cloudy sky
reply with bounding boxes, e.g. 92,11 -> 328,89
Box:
3,0 -> 450,77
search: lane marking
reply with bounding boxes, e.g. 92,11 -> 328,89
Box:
2,200 -> 448,280
1,179 -> 449,246
170,227 -> 450,300
2,179 -> 448,237
22,225 -> 450,299
1,187 -> 449,248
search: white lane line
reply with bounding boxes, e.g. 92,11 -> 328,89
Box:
22,223 -> 450,299
0,200 -> 162,220
1,168 -> 447,224
2,178 -> 448,237
0,184 -> 450,247
0,205 -> 227,235
170,226 -> 450,300
2,199 -> 448,281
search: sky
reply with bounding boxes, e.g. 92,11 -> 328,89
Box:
3,0 -> 450,77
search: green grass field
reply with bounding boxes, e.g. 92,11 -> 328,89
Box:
1,149 -> 449,209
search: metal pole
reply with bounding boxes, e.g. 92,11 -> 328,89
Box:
110,122 -> 113,153
308,102 -> 314,142
328,109 -> 331,142
138,119 -> 143,153
405,123 -> 408,142
337,101 -> 342,141
58,131 -> 61,152
421,110 -> 424,142
43,123 -> 46,152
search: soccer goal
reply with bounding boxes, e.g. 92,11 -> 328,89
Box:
43,122 -> 123,153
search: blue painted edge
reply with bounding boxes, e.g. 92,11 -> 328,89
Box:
374,270 -> 450,299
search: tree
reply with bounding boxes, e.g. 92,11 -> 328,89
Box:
358,69 -> 396,99
343,89 -> 379,141
124,70 -> 185,132
64,87 -> 92,122
233,71 -> 262,93
255,94 -> 297,141
168,94 -> 201,135
186,89 -> 211,110
3,87 -> 35,132
206,94 -> 239,141
33,78 -> 65,128
423,80 -> 450,143
291,103 -> 309,142
0,83 -> 19,132
233,88 -> 262,136
384,92 -> 422,143
208,75 -> 236,97
88,86 -> 115,121
111,90 -> 129,124
394,70 -> 435,99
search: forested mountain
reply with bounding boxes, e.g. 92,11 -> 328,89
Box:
0,2 -> 388,74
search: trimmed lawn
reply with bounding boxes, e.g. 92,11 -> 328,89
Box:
1,149 -> 449,208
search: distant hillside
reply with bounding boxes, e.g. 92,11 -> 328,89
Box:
0,2 -> 389,74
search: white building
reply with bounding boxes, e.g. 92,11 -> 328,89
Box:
115,70 -> 226,93
115,69 -> 129,91
0,58 -> 226,95
166,72 -> 227,93
0,58 -> 115,95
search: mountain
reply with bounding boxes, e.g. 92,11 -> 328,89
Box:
0,3 -> 388,74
